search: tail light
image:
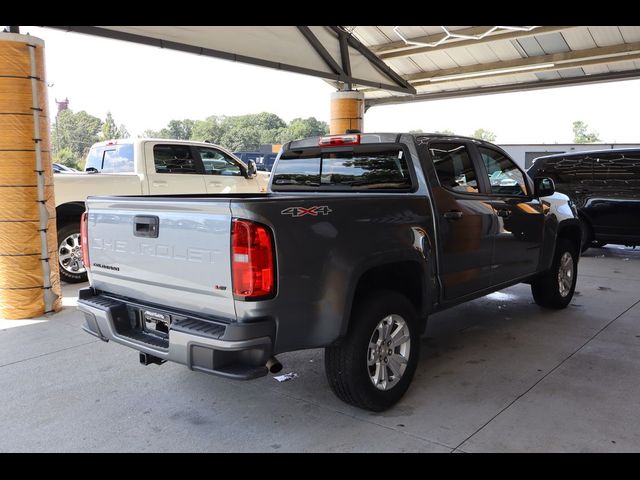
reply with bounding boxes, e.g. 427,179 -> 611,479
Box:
319,134 -> 360,146
80,211 -> 90,270
231,219 -> 275,300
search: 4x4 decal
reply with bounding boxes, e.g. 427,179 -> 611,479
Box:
281,206 -> 333,217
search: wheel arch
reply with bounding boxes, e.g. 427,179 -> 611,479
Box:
56,201 -> 86,228
341,258 -> 429,339
558,220 -> 582,254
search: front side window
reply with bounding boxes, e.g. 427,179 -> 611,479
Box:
199,148 -> 242,176
153,145 -> 198,174
272,145 -> 412,191
479,147 -> 528,196
430,143 -> 479,193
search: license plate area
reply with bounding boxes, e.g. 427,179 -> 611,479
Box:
141,309 -> 171,338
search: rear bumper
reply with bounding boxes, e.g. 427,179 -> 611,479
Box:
77,288 -> 274,380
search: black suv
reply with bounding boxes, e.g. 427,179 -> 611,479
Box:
528,148 -> 640,251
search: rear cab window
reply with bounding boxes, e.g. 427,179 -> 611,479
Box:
271,144 -> 414,192
85,143 -> 134,173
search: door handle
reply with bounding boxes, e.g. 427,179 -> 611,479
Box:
443,210 -> 463,220
496,208 -> 511,218
152,181 -> 168,187
208,181 -> 223,186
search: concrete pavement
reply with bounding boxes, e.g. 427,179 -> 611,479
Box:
1,245 -> 639,452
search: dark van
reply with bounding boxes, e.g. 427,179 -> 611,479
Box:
528,148 -> 640,251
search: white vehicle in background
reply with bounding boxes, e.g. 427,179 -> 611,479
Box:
54,138 -> 267,283
53,163 -> 78,173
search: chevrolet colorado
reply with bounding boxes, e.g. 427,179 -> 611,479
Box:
78,133 -> 580,411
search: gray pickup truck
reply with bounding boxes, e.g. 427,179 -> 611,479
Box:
78,133 -> 581,411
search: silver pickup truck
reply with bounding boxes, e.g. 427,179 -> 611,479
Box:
78,133 -> 581,411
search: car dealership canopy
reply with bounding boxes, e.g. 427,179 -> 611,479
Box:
42,26 -> 640,108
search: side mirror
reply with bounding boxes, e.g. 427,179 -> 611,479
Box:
246,160 -> 257,178
534,177 -> 555,197
85,167 -> 99,174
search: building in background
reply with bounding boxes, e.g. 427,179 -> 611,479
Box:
55,97 -> 69,115
501,143 -> 640,169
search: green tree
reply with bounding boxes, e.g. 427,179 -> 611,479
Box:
142,113 -> 327,152
216,113 -> 287,151
142,120 -> 194,140
435,129 -> 455,135
191,116 -> 225,144
101,112 -> 118,140
278,117 -> 329,144
99,112 -> 129,141
53,146 -> 82,170
52,109 -> 103,165
572,120 -> 600,143
219,120 -> 262,151
142,128 -> 172,139
166,119 -> 195,140
118,124 -> 130,138
471,128 -> 496,142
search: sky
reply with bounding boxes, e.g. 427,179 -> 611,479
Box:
20,25 -> 640,144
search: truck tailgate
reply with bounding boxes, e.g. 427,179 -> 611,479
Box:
85,197 -> 235,319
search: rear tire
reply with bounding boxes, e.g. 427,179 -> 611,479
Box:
57,222 -> 88,283
324,290 -> 420,412
531,238 -> 578,309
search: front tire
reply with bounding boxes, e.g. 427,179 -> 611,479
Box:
324,290 -> 420,412
57,222 -> 88,283
531,239 -> 578,309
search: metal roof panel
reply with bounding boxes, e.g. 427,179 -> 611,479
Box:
516,36 -> 545,56
534,32 -> 571,54
561,26 -> 598,50
589,26 -> 625,47
619,26 -> 640,43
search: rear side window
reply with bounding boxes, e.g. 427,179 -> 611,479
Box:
85,143 -> 134,173
430,143 -> 479,193
272,145 -> 412,191
153,145 -> 198,174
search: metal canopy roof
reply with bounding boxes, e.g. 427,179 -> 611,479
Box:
43,26 -> 640,109
43,26 -> 415,95
353,26 -> 640,108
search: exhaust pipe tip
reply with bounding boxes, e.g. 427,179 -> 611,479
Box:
266,356 -> 283,374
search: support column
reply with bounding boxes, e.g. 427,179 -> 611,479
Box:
330,90 -> 364,135
0,33 -> 61,319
